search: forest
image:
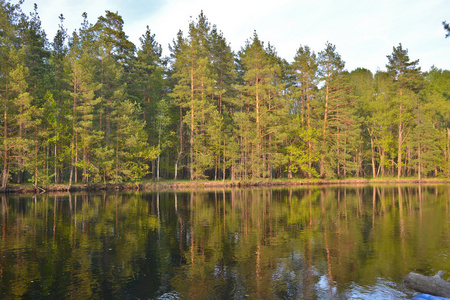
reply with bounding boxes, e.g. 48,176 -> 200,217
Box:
0,1 -> 449,188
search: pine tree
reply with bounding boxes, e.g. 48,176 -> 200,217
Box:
0,1 -> 41,187
318,42 -> 345,178
71,51 -> 103,184
170,12 -> 217,179
48,14 -> 70,184
130,26 -> 168,180
21,4 -> 51,103
13,4 -> 50,185
95,11 -> 134,57
386,43 -> 423,178
420,67 -> 450,177
0,47 -> 36,188
92,11 -> 134,151
112,100 -> 158,183
236,32 -> 286,179
348,68 -> 375,177
67,14 -> 103,185
289,45 -> 320,177
208,26 -> 236,180
327,72 -> 361,178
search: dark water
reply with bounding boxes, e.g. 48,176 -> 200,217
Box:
1,185 -> 449,299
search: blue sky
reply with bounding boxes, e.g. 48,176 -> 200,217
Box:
21,0 -> 450,73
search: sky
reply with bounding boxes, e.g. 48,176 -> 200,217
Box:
19,0 -> 450,73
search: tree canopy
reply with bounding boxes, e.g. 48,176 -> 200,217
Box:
0,3 -> 449,187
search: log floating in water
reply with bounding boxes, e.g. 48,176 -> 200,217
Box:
404,271 -> 450,298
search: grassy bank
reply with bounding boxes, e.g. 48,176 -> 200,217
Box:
1,177 -> 449,194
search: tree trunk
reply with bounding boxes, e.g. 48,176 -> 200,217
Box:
2,108 -> 8,189
404,271 -> 450,298
447,128 -> 449,178
306,81 -> 314,178
151,159 -> 156,181
222,139 -> 226,181
369,130 -> 376,178
256,76 -> 261,179
321,78 -> 330,177
115,133 -> 119,185
190,64 -> 195,180
175,106 -> 183,181
55,143 -> 58,184
83,145 -> 87,184
34,126 -> 38,189
69,159 -> 73,189
157,154 -> 160,182
398,101 -> 403,178
72,77 -> 78,186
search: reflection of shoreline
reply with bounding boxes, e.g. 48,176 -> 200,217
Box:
0,187 -> 447,299
1,178 -> 450,194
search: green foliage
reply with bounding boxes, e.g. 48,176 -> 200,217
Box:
236,32 -> 287,179
0,4 -> 449,185
113,100 -> 159,183
286,129 -> 320,178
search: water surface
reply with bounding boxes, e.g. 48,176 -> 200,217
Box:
1,185 -> 449,299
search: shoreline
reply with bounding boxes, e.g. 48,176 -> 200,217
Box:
1,178 -> 449,194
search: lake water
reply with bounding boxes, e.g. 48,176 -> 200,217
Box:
1,185 -> 449,299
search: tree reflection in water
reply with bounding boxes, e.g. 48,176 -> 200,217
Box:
0,185 -> 449,299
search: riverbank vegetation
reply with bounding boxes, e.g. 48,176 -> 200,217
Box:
1,2 -> 449,189
3,177 -> 450,194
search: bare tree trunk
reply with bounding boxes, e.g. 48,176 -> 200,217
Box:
115,133 -> 119,185
83,143 -> 87,184
369,129 -> 376,178
190,64 -> 195,181
54,143 -> 58,184
404,271 -> 450,298
75,136 -> 78,183
2,108 -> 8,189
151,159 -> 156,181
34,125 -> 38,189
157,155 -> 160,182
398,99 -> 403,178
321,79 -> 330,177
175,107 -> 183,181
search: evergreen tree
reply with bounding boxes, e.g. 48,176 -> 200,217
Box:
348,68 -> 375,177
236,32 -> 286,179
208,26 -> 237,180
318,42 -> 345,178
170,12 -> 217,179
421,67 -> 450,177
289,45 -> 320,177
71,50 -> 103,184
20,3 -> 51,102
0,47 -> 36,188
327,72 -> 361,178
67,14 -> 103,185
386,43 -> 423,178
48,14 -> 71,184
0,1 -> 41,187
368,71 -> 397,177
130,26 -> 168,180
13,4 -> 50,185
92,10 -> 135,65
112,100 -> 159,183
92,11 -> 134,152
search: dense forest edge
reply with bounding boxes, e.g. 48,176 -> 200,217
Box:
1,2 -> 450,193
